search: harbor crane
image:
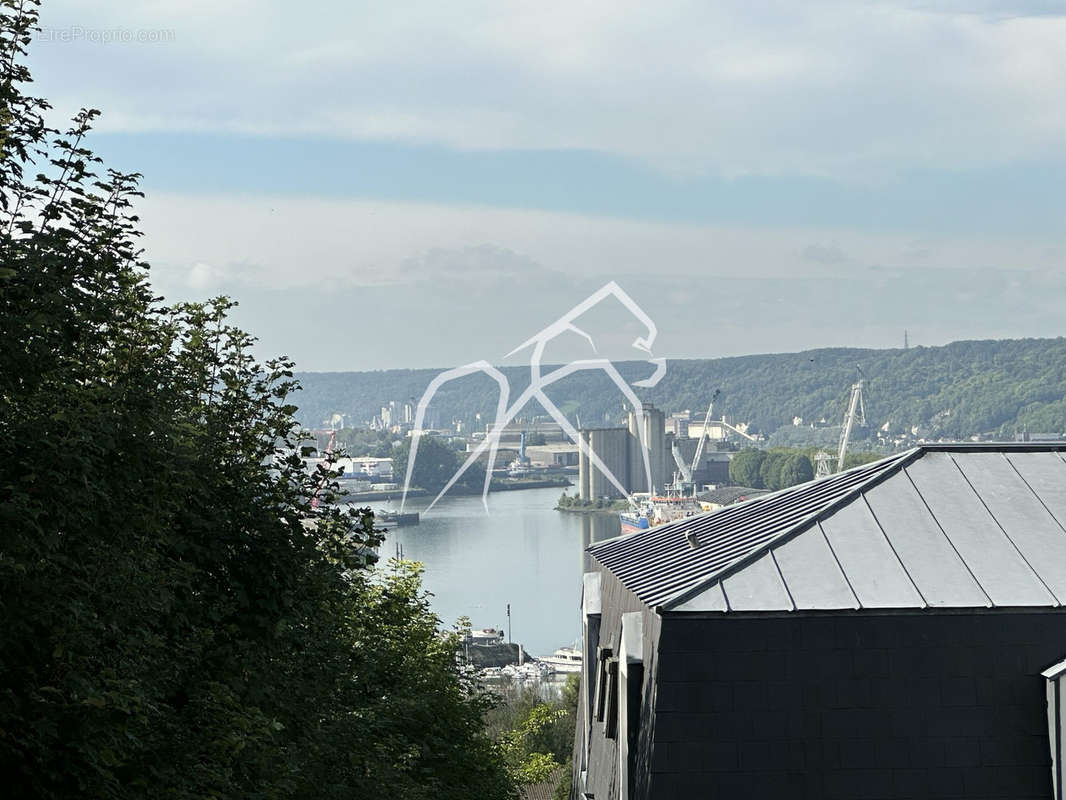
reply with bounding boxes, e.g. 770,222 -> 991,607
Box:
670,389 -> 720,495
816,368 -> 866,478
691,389 -> 721,479
837,368 -> 866,472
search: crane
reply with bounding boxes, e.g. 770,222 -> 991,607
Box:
836,368 -> 866,473
691,389 -> 721,479
665,390 -> 720,496
814,368 -> 867,478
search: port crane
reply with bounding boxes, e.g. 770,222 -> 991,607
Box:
815,369 -> 866,478
670,389 -> 720,495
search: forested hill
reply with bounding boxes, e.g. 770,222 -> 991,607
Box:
294,337 -> 1066,440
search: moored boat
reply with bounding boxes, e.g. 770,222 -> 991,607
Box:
538,646 -> 583,673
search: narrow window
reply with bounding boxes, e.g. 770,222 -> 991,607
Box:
594,646 -> 612,722
581,571 -> 602,775
604,658 -> 619,739
618,612 -> 644,800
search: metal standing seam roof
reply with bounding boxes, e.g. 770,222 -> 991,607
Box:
587,444 -> 1066,613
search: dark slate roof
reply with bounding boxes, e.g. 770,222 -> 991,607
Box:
588,444 -> 1066,612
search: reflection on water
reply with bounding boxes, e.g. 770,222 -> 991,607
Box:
369,487 -> 619,657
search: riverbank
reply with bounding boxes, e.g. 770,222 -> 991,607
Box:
555,503 -> 627,514
341,477 -> 571,503
492,477 -> 572,491
339,487 -> 428,502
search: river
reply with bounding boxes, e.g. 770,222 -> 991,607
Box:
370,487 -> 620,658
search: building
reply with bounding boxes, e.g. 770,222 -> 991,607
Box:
578,428 -> 631,500
348,456 -> 393,479
576,406 -> 673,500
525,443 -> 580,468
627,405 -> 666,495
574,443 -> 1066,799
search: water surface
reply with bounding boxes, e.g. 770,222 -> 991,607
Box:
372,487 -> 619,657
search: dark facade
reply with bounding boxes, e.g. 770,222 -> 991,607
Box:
575,445 -> 1066,800
653,611 -> 1065,799
577,569 -> 1066,799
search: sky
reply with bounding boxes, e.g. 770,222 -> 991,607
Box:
23,0 -> 1066,371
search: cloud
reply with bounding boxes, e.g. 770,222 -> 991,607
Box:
398,245 -> 560,288
135,191 -> 1066,304
801,243 -> 850,265
27,0 -> 1066,179
186,261 -> 226,289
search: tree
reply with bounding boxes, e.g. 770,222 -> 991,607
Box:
393,435 -> 486,493
779,453 -> 814,488
0,4 -> 511,798
843,450 -> 882,470
729,448 -> 766,487
488,673 -> 579,794
759,451 -> 789,491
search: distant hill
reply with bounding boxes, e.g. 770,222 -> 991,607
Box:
294,337 -> 1066,441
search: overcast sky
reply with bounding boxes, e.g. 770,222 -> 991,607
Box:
25,0 -> 1066,370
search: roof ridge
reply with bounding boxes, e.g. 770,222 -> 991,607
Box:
656,447 -> 924,611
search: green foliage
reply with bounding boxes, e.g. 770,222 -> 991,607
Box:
730,448 -> 823,490
0,5 -> 511,798
392,435 -> 486,493
333,426 -> 399,457
779,453 -> 814,488
843,450 -> 882,469
729,448 -> 766,487
487,674 -> 579,790
758,451 -> 787,490
296,342 -> 1066,443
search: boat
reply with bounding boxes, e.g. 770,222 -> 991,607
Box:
501,662 -> 551,682
649,495 -> 703,525
376,509 -> 420,526
538,646 -> 583,673
618,495 -> 703,534
618,505 -> 652,534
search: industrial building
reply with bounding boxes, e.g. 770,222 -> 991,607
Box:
525,443 -> 580,467
575,405 -> 738,500
576,406 -> 673,500
574,443 -> 1066,799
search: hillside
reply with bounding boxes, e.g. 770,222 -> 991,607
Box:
293,337 -> 1066,441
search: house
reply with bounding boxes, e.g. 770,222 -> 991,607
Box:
574,443 -> 1066,799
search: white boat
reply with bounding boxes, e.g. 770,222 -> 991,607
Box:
539,646 -> 583,673
500,662 -> 550,682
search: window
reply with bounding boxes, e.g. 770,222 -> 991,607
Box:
604,658 -> 619,739
594,646 -> 613,722
582,571 -> 602,775
618,612 -> 644,800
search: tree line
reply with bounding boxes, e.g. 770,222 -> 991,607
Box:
728,448 -> 883,491
296,339 -> 1066,443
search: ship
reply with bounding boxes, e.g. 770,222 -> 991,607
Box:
376,509 -> 420,526
538,646 -> 583,674
619,495 -> 703,534
619,504 -> 653,534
